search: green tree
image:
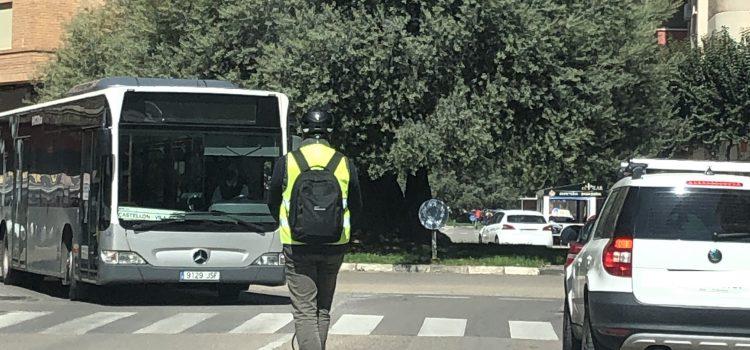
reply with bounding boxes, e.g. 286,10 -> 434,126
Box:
37,0 -> 680,241
663,30 -> 750,160
38,0 -> 297,100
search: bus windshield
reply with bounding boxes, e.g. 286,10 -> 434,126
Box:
117,128 -> 281,231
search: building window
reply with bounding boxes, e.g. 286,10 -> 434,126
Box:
0,3 -> 11,50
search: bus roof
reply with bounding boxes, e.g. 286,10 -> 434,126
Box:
0,80 -> 285,119
66,77 -> 237,96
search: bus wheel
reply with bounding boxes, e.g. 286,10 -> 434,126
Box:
218,284 -> 245,303
2,238 -> 19,285
64,242 -> 87,301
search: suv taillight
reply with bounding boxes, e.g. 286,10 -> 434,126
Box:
502,224 -> 515,230
603,236 -> 633,277
543,225 -> 553,231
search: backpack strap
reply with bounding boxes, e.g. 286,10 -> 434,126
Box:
291,150 -> 311,172
325,152 -> 344,173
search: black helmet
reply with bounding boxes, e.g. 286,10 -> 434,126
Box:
301,109 -> 334,135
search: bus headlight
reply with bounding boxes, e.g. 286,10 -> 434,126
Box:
252,253 -> 285,266
100,250 -> 147,265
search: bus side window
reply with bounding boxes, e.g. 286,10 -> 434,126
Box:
0,124 -> 12,208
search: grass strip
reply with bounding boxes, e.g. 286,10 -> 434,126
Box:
345,243 -> 565,267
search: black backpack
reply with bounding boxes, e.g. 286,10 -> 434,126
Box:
288,150 -> 345,244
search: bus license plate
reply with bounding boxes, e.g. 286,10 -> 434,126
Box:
180,271 -> 220,282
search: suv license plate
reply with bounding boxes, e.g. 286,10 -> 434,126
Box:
180,271 -> 220,282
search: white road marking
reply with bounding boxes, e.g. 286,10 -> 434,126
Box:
42,312 -> 135,335
134,312 -> 216,334
509,321 -> 559,340
256,333 -> 294,350
0,311 -> 50,330
417,295 -> 471,300
230,313 -> 294,334
498,297 -> 556,302
417,317 -> 467,337
329,314 -> 383,335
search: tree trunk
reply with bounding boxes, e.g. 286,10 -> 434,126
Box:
357,173 -> 404,243
403,168 -> 432,243
726,140 -> 734,161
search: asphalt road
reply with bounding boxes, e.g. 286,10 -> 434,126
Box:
441,226 -> 480,243
0,272 -> 564,350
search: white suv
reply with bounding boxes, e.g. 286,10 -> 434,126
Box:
565,159 -> 750,350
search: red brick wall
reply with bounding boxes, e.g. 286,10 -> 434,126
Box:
656,28 -> 689,46
0,0 -> 101,85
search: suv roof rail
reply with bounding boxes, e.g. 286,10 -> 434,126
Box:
620,158 -> 750,179
66,77 -> 238,96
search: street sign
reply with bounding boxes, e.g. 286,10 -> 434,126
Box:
419,199 -> 449,230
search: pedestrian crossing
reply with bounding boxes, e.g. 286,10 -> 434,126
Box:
0,310 -> 560,340
134,312 -> 217,334
329,314 -> 383,335
0,311 -> 50,329
42,312 -> 136,335
417,317 -> 467,337
230,313 -> 293,334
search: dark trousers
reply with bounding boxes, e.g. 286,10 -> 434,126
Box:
284,246 -> 345,350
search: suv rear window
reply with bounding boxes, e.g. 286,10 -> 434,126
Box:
507,215 -> 546,224
623,187 -> 750,242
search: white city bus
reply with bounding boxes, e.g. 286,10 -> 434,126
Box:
0,77 -> 288,300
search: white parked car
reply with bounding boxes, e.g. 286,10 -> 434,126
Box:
565,159 -> 750,350
479,210 -> 553,246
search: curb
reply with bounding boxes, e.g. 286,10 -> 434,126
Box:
340,263 -> 562,276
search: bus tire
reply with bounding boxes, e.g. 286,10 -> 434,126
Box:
63,241 -> 87,301
2,237 -> 20,285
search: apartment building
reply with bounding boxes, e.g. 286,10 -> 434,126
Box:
688,0 -> 750,45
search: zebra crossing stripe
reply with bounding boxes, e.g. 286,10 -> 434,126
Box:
329,314 -> 383,335
229,313 -> 293,334
42,312 -> 135,335
134,313 -> 217,334
257,333 -> 294,350
0,311 -> 50,330
417,317 -> 467,337
2,309 -> 560,340
508,321 -> 559,340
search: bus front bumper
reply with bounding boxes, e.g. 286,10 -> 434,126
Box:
96,263 -> 285,286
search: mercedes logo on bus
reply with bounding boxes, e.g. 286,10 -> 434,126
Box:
708,249 -> 722,264
193,249 -> 209,264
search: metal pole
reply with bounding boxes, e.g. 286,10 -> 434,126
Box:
431,230 -> 438,263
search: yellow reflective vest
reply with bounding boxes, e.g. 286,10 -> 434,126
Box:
279,143 -> 351,245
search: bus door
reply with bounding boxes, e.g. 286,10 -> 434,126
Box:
79,129 -> 108,277
11,138 -> 27,268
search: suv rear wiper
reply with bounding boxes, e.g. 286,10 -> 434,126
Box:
713,232 -> 750,241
